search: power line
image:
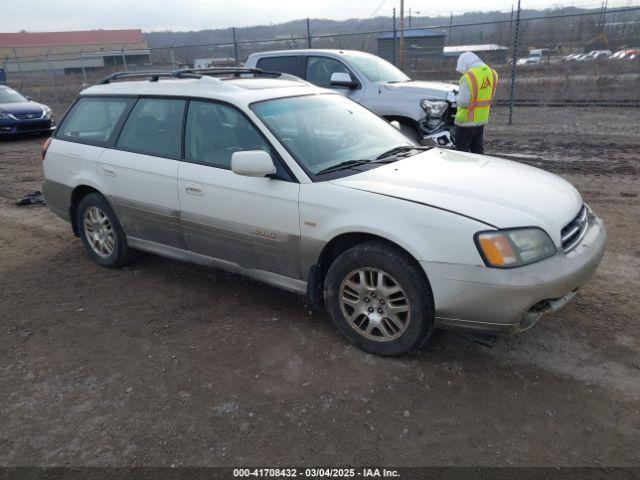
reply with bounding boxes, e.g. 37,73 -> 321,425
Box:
352,0 -> 387,34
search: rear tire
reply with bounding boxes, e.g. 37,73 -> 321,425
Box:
77,193 -> 132,268
324,241 -> 434,356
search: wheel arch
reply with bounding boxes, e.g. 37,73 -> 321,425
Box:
306,231 -> 431,308
383,115 -> 419,130
69,185 -> 103,236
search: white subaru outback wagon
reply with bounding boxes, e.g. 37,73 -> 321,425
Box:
42,68 -> 606,356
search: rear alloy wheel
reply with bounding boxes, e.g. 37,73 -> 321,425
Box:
83,206 -> 116,258
325,241 -> 434,356
77,193 -> 132,268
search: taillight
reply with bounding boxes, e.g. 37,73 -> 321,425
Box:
42,137 -> 52,161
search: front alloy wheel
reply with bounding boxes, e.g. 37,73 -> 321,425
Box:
325,241 -> 434,356
339,268 -> 410,342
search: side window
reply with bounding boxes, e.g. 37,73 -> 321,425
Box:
57,97 -> 130,144
185,101 -> 272,169
306,56 -> 350,88
116,98 -> 186,159
256,56 -> 299,75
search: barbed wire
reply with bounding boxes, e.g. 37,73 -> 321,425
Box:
2,5 -> 638,63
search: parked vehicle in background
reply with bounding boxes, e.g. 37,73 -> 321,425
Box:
0,86 -> 54,136
245,49 -> 458,147
609,50 -> 629,59
526,49 -> 547,64
516,57 -> 539,66
624,49 -> 640,60
42,68 -> 606,356
577,50 -> 612,61
562,53 -> 584,62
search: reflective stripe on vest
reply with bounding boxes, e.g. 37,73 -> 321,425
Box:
455,66 -> 498,125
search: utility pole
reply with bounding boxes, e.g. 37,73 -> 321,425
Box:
508,0 -> 521,125
448,13 -> 453,45
509,5 -> 514,50
232,27 -> 239,65
392,7 -> 397,66
306,18 -> 312,48
600,0 -> 608,33
399,0 -> 405,70
408,8 -> 412,28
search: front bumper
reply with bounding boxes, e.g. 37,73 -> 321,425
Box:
0,118 -> 55,135
422,215 -> 607,335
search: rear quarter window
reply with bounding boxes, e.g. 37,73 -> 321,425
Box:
57,97 -> 132,145
256,56 -> 299,75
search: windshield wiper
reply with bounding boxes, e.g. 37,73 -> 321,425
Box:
376,145 -> 432,160
316,159 -> 371,175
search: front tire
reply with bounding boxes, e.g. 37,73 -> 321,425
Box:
77,193 -> 131,268
324,241 -> 434,356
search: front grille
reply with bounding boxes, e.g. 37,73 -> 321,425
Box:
561,205 -> 589,252
13,112 -> 43,120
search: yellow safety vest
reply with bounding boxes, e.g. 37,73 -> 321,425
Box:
455,65 -> 498,126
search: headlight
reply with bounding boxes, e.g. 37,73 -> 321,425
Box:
420,99 -> 448,117
43,108 -> 52,119
475,228 -> 556,268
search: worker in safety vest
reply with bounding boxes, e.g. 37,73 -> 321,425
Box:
454,52 -> 498,154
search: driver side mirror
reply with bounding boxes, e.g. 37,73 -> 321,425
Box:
26,96 -> 32,101
231,150 -> 276,178
330,72 -> 357,89
390,120 -> 401,130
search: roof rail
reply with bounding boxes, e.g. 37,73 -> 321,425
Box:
99,70 -> 189,84
99,67 -> 283,84
177,67 -> 282,78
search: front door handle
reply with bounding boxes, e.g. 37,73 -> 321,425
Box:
101,164 -> 116,177
185,182 -> 203,196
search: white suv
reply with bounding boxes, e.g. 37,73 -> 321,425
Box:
43,68 -> 606,356
245,50 -> 457,146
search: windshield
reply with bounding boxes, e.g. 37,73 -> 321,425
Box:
344,53 -> 410,83
0,87 -> 26,103
252,94 -> 417,177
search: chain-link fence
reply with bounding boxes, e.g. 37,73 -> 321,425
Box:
3,6 -> 639,123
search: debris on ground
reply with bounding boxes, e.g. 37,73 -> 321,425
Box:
15,191 -> 46,206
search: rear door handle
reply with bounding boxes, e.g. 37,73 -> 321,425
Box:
185,182 -> 203,196
101,164 -> 116,177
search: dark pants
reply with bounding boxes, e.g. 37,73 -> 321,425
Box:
454,125 -> 485,154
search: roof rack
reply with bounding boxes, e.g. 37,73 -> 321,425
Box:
99,67 -> 282,84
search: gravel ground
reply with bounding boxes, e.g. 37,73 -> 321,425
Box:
0,107 -> 639,466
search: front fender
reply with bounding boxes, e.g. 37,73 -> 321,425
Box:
299,182 -> 488,277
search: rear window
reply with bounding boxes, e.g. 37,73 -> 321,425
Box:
256,56 -> 299,75
116,98 -> 186,159
57,97 -> 131,144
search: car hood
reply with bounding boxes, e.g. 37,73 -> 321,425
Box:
330,148 -> 582,245
382,80 -> 457,100
0,101 -> 46,115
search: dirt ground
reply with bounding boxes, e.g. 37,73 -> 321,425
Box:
0,106 -> 639,467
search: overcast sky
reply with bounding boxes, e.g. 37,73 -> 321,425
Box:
1,0 -> 637,32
